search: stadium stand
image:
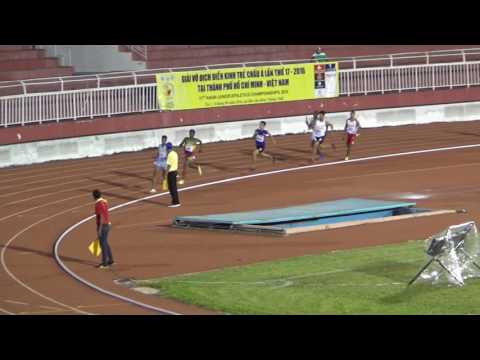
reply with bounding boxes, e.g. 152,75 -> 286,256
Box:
0,45 -> 74,81
140,45 -> 480,69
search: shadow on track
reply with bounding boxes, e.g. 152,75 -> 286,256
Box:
111,170 -> 152,182
0,244 -> 97,266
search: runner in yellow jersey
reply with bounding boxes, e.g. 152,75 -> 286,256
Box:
178,129 -> 203,185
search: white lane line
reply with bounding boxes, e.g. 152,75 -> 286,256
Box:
76,303 -> 126,309
0,195 -> 90,223
55,215 -> 181,315
0,151 -> 153,183
0,180 -> 151,223
18,309 -> 74,315
4,300 -> 29,306
0,145 -> 252,196
1,137 -> 473,204
39,305 -> 64,311
0,160 -> 230,222
0,127 -> 473,183
2,164 -> 151,206
0,164 -> 152,199
303,161 -> 480,185
0,138 -> 243,182
18,303 -> 127,315
1,202 -> 95,316
54,142 -> 480,315
0,307 -> 15,315
0,162 -> 149,194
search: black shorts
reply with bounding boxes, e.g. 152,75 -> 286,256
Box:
312,135 -> 326,144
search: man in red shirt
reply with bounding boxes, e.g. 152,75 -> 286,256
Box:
93,189 -> 114,269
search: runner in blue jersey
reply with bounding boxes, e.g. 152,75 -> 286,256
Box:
251,121 -> 276,170
150,135 -> 168,193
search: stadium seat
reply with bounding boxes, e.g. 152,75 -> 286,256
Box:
0,45 -> 74,81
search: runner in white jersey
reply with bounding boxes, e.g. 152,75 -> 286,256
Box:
305,110 -> 335,162
344,110 -> 361,161
150,135 -> 169,193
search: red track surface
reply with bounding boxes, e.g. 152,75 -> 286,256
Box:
2,121 -> 480,315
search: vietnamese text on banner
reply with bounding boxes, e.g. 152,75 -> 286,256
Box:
156,62 -> 339,111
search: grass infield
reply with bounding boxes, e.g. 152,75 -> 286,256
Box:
140,240 -> 480,314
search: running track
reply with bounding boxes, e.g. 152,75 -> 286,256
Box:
1,121 -> 480,315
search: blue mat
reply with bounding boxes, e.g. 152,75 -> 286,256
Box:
175,198 -> 416,226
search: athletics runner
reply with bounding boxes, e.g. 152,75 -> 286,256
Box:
251,120 -> 276,170
150,135 -> 168,194
178,129 -> 203,185
344,110 -> 361,161
305,110 -> 335,162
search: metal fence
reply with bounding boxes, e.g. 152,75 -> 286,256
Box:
2,61 -> 480,128
340,61 -> 480,96
2,47 -> 480,97
0,85 -> 158,127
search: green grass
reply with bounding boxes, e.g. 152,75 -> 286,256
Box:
140,241 -> 480,314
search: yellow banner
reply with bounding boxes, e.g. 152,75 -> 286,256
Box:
156,62 -> 339,111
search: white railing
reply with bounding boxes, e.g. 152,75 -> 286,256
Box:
339,61 -> 480,96
1,47 -> 480,96
2,61 -> 480,128
0,84 -> 158,127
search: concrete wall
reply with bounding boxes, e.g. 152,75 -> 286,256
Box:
4,86 -> 480,146
38,45 -> 146,73
2,100 -> 480,168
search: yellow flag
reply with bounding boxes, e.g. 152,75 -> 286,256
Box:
88,239 -> 102,257
162,178 -> 168,191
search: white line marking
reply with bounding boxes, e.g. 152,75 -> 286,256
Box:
4,300 -> 29,306
76,303 -> 126,309
271,280 -> 293,289
0,151 -> 152,183
159,255 -> 426,288
0,307 -> 15,315
1,202 -> 94,315
303,161 -> 480,185
0,194 -> 92,223
39,305 -> 64,311
0,180 -> 152,223
170,269 -> 347,286
0,147 -> 250,197
17,303 -> 127,315
18,309 -> 73,315
0,139 -> 242,182
396,194 -> 430,200
0,162 -> 147,194
2,166 -> 152,206
54,142 -> 480,315
55,216 -> 181,315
